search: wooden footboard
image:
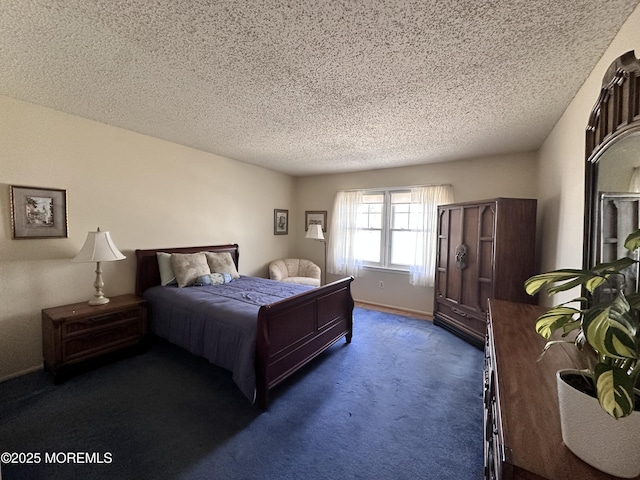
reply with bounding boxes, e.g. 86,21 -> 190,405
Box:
255,276 -> 354,410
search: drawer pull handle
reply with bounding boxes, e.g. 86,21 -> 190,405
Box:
452,307 -> 467,317
86,314 -> 120,323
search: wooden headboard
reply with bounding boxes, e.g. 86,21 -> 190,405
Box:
134,244 -> 240,296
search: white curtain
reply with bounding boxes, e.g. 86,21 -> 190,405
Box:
409,184 -> 454,287
327,190 -> 363,277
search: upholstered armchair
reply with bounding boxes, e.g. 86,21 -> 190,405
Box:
269,258 -> 321,287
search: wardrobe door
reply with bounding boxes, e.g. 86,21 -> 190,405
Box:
434,203 -> 489,347
459,205 -> 481,313
436,208 -> 452,302
444,206 -> 462,304
477,203 -> 496,315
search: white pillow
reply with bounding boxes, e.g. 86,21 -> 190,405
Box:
156,252 -> 177,286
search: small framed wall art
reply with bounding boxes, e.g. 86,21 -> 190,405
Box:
305,210 -> 327,232
274,209 -> 289,235
10,185 -> 68,239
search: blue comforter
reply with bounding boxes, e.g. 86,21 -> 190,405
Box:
143,276 -> 313,402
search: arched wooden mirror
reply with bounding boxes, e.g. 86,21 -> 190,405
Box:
584,51 -> 640,296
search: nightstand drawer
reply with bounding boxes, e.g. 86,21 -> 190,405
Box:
62,317 -> 146,363
62,307 -> 144,336
42,294 -> 148,379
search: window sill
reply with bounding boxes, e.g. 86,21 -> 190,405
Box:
362,265 -> 409,275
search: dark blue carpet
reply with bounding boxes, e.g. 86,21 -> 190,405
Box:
0,307 -> 484,480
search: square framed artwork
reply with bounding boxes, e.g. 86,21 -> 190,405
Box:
10,185 -> 68,239
305,210 -> 327,232
274,209 -> 289,235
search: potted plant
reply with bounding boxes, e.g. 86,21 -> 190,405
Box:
524,228 -> 640,478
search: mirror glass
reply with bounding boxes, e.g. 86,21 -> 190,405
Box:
592,131 -> 640,300
597,131 -> 640,194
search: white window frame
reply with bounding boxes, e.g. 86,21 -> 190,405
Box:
357,188 -> 414,271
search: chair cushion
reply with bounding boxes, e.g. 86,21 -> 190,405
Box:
269,258 -> 321,285
281,276 -> 321,287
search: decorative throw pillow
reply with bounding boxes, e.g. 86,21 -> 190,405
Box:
214,273 -> 233,284
193,273 -> 232,286
156,252 -> 177,286
204,252 -> 240,279
170,253 -> 211,288
193,274 -> 212,286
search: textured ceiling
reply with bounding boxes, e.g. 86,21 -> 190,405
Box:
1,1 -> 639,176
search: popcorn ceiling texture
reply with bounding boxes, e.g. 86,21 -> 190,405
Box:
0,0 -> 638,176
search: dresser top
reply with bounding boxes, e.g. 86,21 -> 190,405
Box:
488,299 -> 639,480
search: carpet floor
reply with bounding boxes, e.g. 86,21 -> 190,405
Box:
0,307 -> 484,480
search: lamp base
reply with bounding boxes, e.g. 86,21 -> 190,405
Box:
88,295 -> 110,306
88,262 -> 110,306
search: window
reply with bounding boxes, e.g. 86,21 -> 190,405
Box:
356,193 -> 383,264
355,190 -> 420,269
327,184 -> 453,286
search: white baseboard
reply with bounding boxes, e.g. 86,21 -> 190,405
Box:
354,299 -> 433,319
0,364 -> 43,383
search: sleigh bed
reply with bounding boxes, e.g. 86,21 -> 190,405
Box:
135,244 -> 354,410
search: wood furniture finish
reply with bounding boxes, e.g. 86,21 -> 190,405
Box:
485,299 -> 640,480
42,294 -> 148,381
433,198 -> 537,347
584,50 -> 640,270
135,244 -> 355,410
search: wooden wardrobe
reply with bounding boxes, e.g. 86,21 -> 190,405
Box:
433,198 -> 537,347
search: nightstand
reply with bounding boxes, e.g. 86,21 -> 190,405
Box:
42,294 -> 148,381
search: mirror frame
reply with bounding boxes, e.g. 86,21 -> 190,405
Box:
583,50 -> 640,270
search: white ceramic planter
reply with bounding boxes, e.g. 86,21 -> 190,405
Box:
557,369 -> 640,478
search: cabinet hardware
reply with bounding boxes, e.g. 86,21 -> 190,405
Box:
454,243 -> 468,269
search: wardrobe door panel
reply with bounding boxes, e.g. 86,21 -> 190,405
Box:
461,206 -> 481,312
445,207 -> 463,304
478,204 -> 496,312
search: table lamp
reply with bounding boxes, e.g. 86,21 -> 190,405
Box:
72,227 -> 126,305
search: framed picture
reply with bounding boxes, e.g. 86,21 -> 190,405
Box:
274,209 -> 289,235
10,185 -> 68,239
305,210 -> 327,232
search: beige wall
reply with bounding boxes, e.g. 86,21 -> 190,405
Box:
0,95 -> 297,381
294,152 -> 539,314
537,6 -> 640,306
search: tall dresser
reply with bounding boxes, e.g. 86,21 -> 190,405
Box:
433,198 -> 537,347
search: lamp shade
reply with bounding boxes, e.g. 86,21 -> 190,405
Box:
72,228 -> 126,263
305,224 -> 325,241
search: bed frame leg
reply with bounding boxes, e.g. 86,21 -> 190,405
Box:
256,387 -> 268,411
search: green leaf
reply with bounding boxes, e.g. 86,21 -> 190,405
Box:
524,270 -> 584,296
546,273 -> 601,295
524,269 -> 601,296
535,307 -> 580,339
624,228 -> 640,251
591,257 -> 636,275
561,321 -> 581,335
594,363 -> 636,419
584,275 -> 608,293
583,292 -> 639,360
